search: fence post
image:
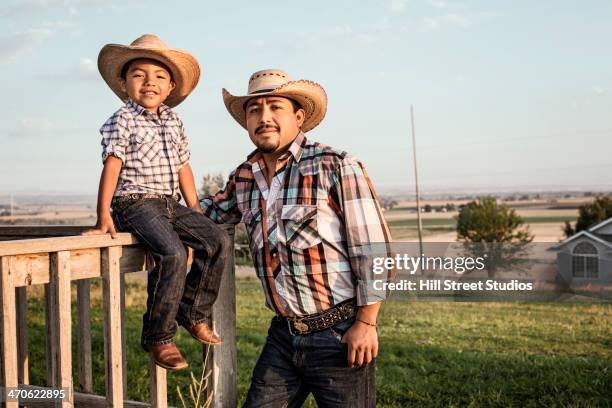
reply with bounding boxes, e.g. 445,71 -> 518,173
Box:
208,225 -> 237,407
50,250 -> 74,407
102,246 -> 124,407
1,256 -> 18,408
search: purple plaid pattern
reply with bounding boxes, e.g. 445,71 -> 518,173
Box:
100,99 -> 190,196
201,132 -> 392,317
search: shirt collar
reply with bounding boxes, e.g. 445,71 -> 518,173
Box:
126,98 -> 171,119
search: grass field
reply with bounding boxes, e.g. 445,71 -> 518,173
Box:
22,278 -> 611,407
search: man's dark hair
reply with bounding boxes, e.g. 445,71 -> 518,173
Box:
120,58 -> 174,81
243,96 -> 303,113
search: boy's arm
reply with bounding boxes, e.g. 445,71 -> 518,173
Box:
178,163 -> 201,212
83,155 -> 123,238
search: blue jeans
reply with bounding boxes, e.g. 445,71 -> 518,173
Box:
112,196 -> 231,349
243,316 -> 376,408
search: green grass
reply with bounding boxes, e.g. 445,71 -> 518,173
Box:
22,279 -> 612,407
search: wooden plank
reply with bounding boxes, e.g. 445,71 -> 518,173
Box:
1,256 -> 19,408
150,357 -> 167,408
50,251 -> 74,407
0,233 -> 139,257
16,286 -> 29,385
121,272 -> 128,399
11,245 -> 148,287
77,279 -> 93,393
44,284 -> 57,387
102,246 -> 124,407
14,384 -> 150,408
0,226 -> 93,239
210,225 -> 237,408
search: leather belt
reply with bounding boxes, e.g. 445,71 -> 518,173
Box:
284,298 -> 356,335
111,193 -> 180,211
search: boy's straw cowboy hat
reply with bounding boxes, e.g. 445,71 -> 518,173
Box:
98,34 -> 200,108
223,69 -> 327,132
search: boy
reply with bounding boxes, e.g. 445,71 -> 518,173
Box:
84,34 -> 230,371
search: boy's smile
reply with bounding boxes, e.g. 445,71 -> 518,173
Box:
120,58 -> 176,113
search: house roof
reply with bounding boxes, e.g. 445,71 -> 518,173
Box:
550,230 -> 612,250
588,217 -> 612,233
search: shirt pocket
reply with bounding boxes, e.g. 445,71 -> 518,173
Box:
242,208 -> 263,252
134,129 -> 161,164
281,204 -> 322,250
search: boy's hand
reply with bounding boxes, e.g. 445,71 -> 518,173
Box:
341,320 -> 378,368
189,204 -> 203,214
83,213 -> 118,239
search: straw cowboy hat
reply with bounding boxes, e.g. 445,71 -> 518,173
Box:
223,69 -> 327,132
98,34 -> 200,108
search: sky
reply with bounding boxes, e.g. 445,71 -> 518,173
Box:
1,0 -> 611,195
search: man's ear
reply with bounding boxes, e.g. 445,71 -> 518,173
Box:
295,108 -> 306,128
119,79 -> 126,93
169,80 -> 176,93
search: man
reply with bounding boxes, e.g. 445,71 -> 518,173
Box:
200,69 -> 393,407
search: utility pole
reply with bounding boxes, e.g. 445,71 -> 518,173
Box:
410,105 -> 424,274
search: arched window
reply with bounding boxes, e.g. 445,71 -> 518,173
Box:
572,242 -> 599,278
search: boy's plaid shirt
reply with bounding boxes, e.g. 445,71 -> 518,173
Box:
100,99 -> 190,196
201,132 -> 393,317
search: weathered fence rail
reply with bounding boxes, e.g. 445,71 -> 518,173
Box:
0,225 -> 236,407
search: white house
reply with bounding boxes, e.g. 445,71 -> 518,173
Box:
550,218 -> 612,287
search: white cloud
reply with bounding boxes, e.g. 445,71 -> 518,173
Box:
422,17 -> 440,30
592,86 -> 605,95
0,28 -> 52,65
441,13 -> 470,28
78,57 -> 96,75
1,0 -> 107,17
428,0 -> 446,9
387,0 -> 408,14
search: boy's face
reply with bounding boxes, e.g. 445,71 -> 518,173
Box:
245,96 -> 305,155
120,58 -> 175,113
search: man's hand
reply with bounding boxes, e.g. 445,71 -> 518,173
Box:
82,212 -> 118,239
341,320 -> 378,367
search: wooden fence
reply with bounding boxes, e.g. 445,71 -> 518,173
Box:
0,225 -> 236,407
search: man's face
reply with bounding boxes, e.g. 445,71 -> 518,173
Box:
120,58 -> 175,113
245,96 -> 305,154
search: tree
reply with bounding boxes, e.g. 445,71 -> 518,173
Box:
563,196 -> 612,237
456,196 -> 533,278
199,173 -> 225,197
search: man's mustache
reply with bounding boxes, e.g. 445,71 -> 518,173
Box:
255,124 -> 280,134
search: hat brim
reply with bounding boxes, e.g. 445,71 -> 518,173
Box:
222,80 -> 327,132
98,44 -> 200,108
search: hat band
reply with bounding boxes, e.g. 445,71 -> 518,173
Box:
250,88 -> 276,94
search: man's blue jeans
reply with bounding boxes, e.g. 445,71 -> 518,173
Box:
112,196 -> 231,349
243,316 -> 376,407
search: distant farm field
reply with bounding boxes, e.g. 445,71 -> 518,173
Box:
21,279 -> 612,407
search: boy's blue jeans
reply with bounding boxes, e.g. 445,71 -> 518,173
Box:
111,196 -> 230,349
243,317 -> 376,408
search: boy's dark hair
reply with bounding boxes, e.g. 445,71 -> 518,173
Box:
120,58 -> 174,81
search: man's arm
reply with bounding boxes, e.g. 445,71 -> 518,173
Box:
83,155 -> 122,238
332,157 -> 393,367
178,163 -> 201,211
199,170 -> 242,225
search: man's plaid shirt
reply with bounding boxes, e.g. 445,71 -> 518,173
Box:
201,132 -> 393,317
100,99 -> 190,196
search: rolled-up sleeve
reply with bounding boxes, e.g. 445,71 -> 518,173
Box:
100,112 -> 130,163
332,157 -> 394,306
200,170 -> 242,225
